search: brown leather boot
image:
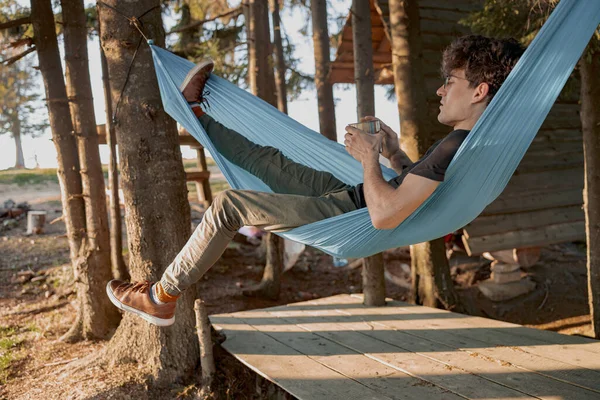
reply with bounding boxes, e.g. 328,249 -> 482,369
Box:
180,59 -> 214,103
106,280 -> 176,326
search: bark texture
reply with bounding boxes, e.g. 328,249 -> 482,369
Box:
98,0 -> 197,383
98,17 -> 128,281
31,0 -> 88,320
352,0 -> 385,306
270,0 -> 287,114
60,0 -> 121,343
310,0 -> 337,141
388,0 -> 463,312
243,0 -> 284,300
580,49 -> 600,339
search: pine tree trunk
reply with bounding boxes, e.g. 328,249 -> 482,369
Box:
245,0 -> 284,300
98,18 -> 128,282
11,114 -> 25,169
352,0 -> 385,307
31,0 -> 88,322
59,0 -> 121,342
580,49 -> 600,339
388,0 -> 464,312
98,0 -> 197,383
311,0 -> 337,141
270,0 -> 287,114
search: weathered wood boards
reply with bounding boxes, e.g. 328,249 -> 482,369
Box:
211,294 -> 600,400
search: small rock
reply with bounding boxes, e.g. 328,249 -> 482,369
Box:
297,291 -> 313,300
2,236 -> 8,241
490,261 -> 521,273
490,269 -> 522,284
478,278 -> 536,301
44,290 -> 53,299
235,281 -> 243,288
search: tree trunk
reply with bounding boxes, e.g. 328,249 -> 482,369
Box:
98,0 -> 197,383
31,0 -> 88,325
270,0 -> 287,115
245,0 -> 283,300
11,114 -> 25,168
310,0 -> 337,141
580,48 -> 600,339
352,0 -> 385,307
388,0 -> 463,312
59,0 -> 121,342
98,16 -> 128,282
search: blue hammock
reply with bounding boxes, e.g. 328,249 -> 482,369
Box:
150,0 -> 600,259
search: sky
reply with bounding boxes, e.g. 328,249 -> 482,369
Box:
0,0 -> 406,170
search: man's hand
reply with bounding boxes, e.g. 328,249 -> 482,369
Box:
344,125 -> 382,165
361,116 -> 400,160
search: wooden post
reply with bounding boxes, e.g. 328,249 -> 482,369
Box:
26,211 -> 46,235
194,298 -> 215,397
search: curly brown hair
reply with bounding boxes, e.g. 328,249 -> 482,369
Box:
441,35 -> 525,102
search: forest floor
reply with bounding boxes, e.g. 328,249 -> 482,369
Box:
0,180 -> 594,400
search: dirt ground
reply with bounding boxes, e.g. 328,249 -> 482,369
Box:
0,183 -> 594,399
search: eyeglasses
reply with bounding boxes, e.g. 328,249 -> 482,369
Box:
443,74 -> 469,88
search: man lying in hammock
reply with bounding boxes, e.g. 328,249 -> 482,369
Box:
107,35 -> 524,326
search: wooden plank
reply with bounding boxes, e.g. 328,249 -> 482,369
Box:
274,296 -> 600,396
210,314 -> 393,400
185,169 -> 210,181
250,310 -> 543,399
232,311 -> 465,400
503,168 -> 583,194
463,205 -> 584,238
483,188 -> 583,215
463,220 -> 585,255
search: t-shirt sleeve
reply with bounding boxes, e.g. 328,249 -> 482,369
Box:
409,131 -> 467,182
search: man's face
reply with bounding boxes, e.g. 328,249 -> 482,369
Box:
436,69 -> 481,129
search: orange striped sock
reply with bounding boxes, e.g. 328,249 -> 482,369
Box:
190,103 -> 205,118
154,282 -> 180,303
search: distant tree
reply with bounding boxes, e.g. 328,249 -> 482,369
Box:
0,59 -> 45,168
0,1 -> 45,169
242,0 -> 285,300
310,0 -> 336,141
464,0 -> 600,337
59,0 -> 120,343
352,0 -> 386,306
270,0 -> 288,114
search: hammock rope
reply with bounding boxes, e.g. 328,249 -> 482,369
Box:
149,0 -> 600,258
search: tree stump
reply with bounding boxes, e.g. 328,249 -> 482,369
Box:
26,211 -> 47,235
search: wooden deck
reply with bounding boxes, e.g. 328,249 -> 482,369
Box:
210,294 -> 600,400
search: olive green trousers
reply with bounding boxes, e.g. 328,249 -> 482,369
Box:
160,115 -> 357,295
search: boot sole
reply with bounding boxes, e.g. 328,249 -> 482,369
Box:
179,59 -> 215,92
106,282 -> 175,327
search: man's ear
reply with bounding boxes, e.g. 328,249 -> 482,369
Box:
472,82 -> 490,104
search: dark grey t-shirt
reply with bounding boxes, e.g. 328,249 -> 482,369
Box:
351,129 -> 470,208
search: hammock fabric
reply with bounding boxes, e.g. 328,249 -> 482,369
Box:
150,0 -> 600,259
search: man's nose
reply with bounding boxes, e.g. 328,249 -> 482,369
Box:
436,85 -> 445,97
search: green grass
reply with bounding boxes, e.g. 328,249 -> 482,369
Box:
0,325 -> 23,384
0,168 -> 59,186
